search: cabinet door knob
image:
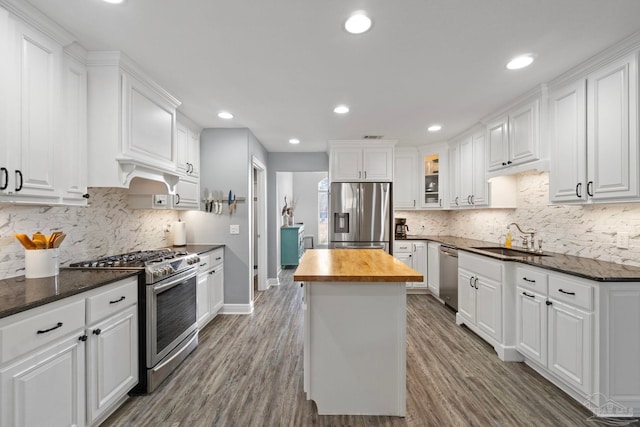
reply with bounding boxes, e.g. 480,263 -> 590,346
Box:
93,329 -> 102,335
502,162 -> 507,166
79,335 -> 88,342
507,161 -> 512,165
546,300 -> 552,306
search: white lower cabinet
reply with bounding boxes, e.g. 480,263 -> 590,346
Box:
197,249 -> 225,328
0,333 -> 85,427
85,305 -> 138,426
513,264 -> 640,417
0,276 -> 138,427
427,242 -> 440,296
456,251 -> 521,362
393,241 -> 427,289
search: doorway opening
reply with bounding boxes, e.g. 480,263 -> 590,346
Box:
251,157 -> 268,297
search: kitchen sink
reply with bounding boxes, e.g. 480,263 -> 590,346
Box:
471,246 -> 551,257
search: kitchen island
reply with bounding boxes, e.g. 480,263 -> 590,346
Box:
294,249 -> 422,416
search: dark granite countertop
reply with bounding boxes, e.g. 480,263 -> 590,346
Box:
0,244 -> 225,320
170,244 -> 225,255
397,235 -> 640,282
0,269 -> 141,320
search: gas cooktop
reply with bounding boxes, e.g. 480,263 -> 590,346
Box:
69,248 -> 200,284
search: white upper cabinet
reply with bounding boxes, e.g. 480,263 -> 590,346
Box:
449,131 -> 488,208
171,177 -> 200,210
393,149 -> 419,209
0,8 -> 88,206
86,52 -> 181,190
419,144 -> 448,209
176,117 -> 201,178
60,47 -> 88,204
329,141 -> 395,182
550,52 -> 638,203
486,97 -> 541,173
1,18 -> 61,203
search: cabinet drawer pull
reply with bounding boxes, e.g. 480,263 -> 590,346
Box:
523,277 -> 536,283
455,196 -> 459,206
215,257 -> 222,261
109,296 -> 126,304
558,289 -> 575,296
470,195 -> 475,205
469,276 -> 474,288
522,291 -> 535,298
474,277 -> 479,289
199,263 -> 207,267
176,194 -> 181,205
575,183 -> 582,198
37,322 -> 63,334
0,167 -> 7,190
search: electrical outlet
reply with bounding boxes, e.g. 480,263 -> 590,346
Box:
230,224 -> 240,235
616,231 -> 629,249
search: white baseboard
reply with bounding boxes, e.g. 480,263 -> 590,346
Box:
221,302 -> 254,315
267,277 -> 280,287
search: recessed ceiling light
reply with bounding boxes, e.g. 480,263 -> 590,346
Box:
289,138 -> 300,145
217,111 -> 233,119
102,0 -> 125,4
345,11 -> 372,34
427,124 -> 442,132
333,105 -> 350,114
506,54 -> 535,70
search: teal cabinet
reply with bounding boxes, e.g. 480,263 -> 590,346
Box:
281,225 -> 305,268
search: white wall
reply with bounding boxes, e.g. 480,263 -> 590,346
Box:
397,171 -> 640,267
0,188 -> 179,279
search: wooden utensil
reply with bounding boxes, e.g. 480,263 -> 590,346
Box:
32,233 -> 47,249
52,233 -> 66,248
13,233 -> 37,250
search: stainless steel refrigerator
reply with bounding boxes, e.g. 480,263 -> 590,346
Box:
329,182 -> 392,253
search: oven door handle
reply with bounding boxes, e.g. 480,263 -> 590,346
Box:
153,268 -> 197,293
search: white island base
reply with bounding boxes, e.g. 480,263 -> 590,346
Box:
302,281 -> 406,416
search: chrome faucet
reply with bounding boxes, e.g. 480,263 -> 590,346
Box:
508,222 -> 536,252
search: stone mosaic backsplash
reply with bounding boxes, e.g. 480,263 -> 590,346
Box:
398,171 -> 640,267
0,188 -> 179,279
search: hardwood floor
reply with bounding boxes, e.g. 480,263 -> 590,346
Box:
102,271 -> 622,427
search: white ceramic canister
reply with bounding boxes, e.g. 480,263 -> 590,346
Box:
24,248 -> 59,278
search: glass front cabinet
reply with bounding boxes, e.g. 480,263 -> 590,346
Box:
419,145 -> 448,209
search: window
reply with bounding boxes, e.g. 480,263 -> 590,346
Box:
318,178 -> 329,245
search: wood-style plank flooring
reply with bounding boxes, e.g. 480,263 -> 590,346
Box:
102,270 -> 617,427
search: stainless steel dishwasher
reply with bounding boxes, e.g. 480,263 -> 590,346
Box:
439,245 -> 458,310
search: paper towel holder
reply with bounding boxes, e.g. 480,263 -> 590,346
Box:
172,220 -> 187,247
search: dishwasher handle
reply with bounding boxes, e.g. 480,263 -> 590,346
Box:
439,246 -> 458,258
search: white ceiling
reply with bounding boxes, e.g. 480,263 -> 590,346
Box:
24,0 -> 640,152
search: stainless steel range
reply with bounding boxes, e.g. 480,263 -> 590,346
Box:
70,248 -> 201,393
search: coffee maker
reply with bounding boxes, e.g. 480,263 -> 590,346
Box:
395,218 -> 409,239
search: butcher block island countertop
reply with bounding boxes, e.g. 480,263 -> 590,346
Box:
293,248 -> 423,282
295,248 -> 420,417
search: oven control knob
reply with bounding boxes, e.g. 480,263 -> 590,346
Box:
166,266 -> 174,274
153,269 -> 161,278
194,256 -> 200,263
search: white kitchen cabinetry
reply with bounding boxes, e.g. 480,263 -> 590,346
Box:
393,149 -> 419,208
0,276 -> 138,427
86,52 -> 181,190
85,280 -> 138,426
451,132 -> 487,208
171,177 -> 200,210
549,52 -> 638,203
60,47 -> 89,204
486,97 -> 540,173
176,119 -> 200,178
197,249 -> 225,328
329,141 -> 395,182
419,144 -> 448,209
427,242 -> 440,296
456,252 -> 519,360
393,241 -> 427,289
